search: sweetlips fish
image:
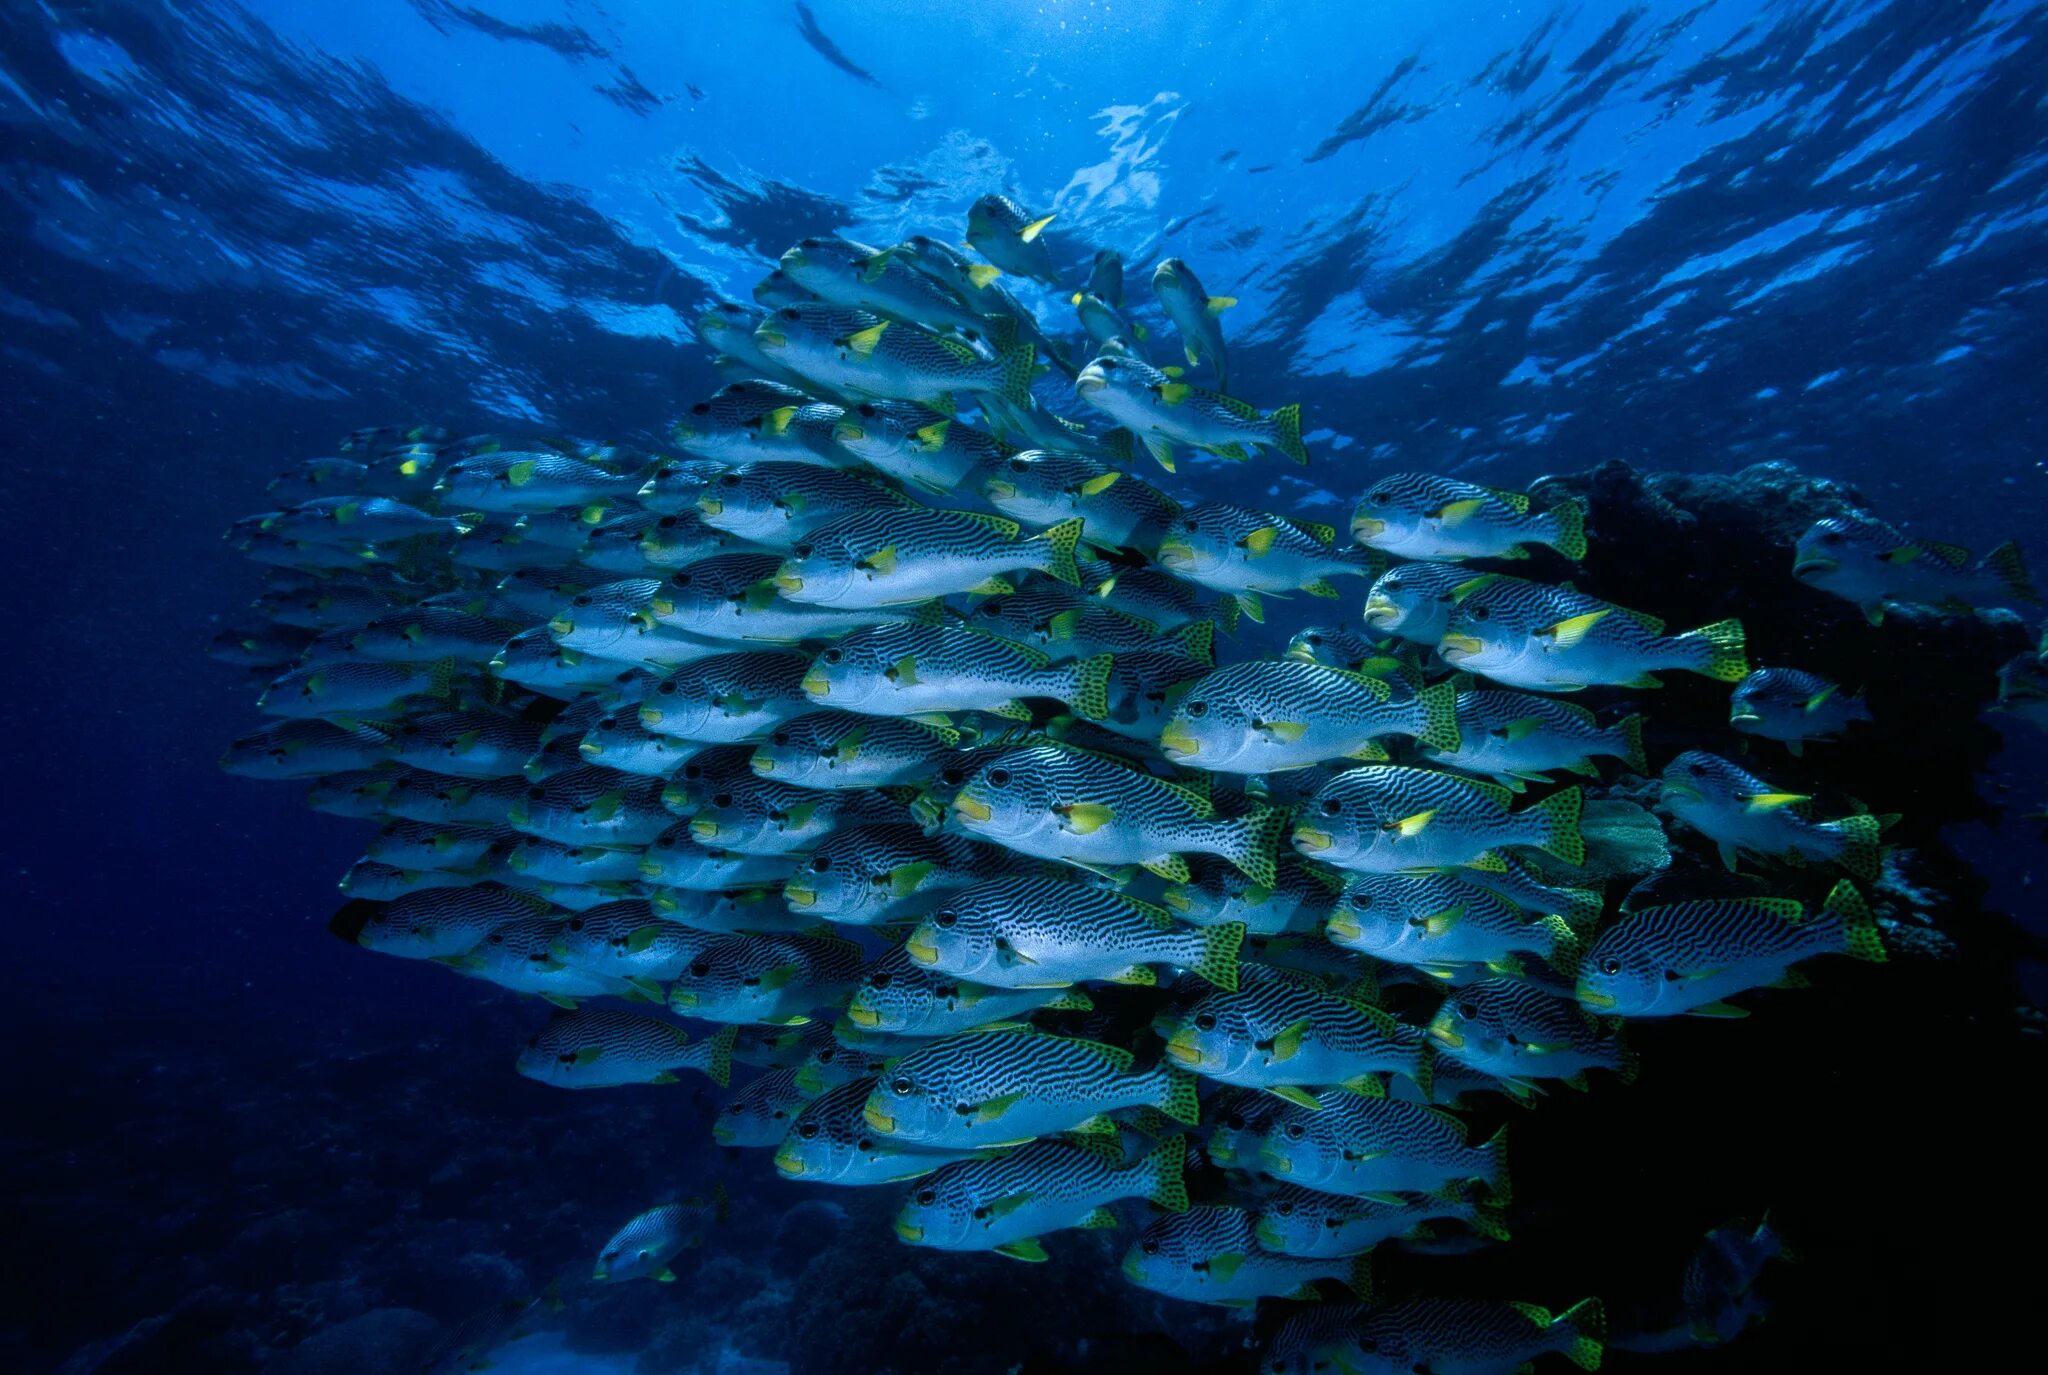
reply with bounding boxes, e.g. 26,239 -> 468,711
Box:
1160,858 -> 1340,937
336,861 -> 476,901
1092,648 -> 1213,747
1264,1296 -> 1605,1375
1076,355 -> 1306,471
893,1136 -> 1189,1260
380,771 -> 529,827
1158,962 -> 1433,1102
592,1190 -> 728,1282
638,829 -> 799,890
830,400 -> 1012,495
1119,1204 -> 1371,1306
1159,662 -> 1458,772
362,819 -> 500,872
666,932 -> 865,1024
1728,666 -> 1871,755
965,193 -> 1060,285
351,606 -> 520,664
1420,690 -> 1645,791
980,449 -> 1182,558
1438,573 -> 1747,691
843,943 -> 1095,1036
779,234 -> 995,343
384,711 -> 545,779
1151,257 -> 1236,389
798,622 -> 1113,725
544,577 -> 730,670
261,495 -> 469,545
1792,513 -> 2037,624
1351,473 -> 1588,562
773,1076 -> 987,1185
712,1067 -> 813,1147
749,711 -> 966,790
507,767 -> 673,847
258,658 -> 454,720
772,506 -> 1085,608
1202,1088 -> 1287,1170
642,551 -> 938,645
964,584 -> 1210,665
544,902 -> 721,985
331,883 -> 551,960
754,303 -> 1034,411
1283,624 -> 1396,674
219,719 -> 393,779
693,460 -> 917,550
692,301 -> 813,386
860,1027 -> 1200,1150
783,823 -> 1023,926
1659,750 -> 1885,879
1576,879 -> 1885,1018
516,1008 -> 736,1089
435,451 -> 647,519
1071,288 -> 1151,359
1427,979 -> 1635,1089
1257,1084 -> 1511,1201
1156,502 -> 1376,624
1253,1183 -> 1510,1259
439,915 -> 640,1005
1363,561 -> 1486,647
1292,766 -> 1585,875
577,710 -> 704,777
636,650 -> 816,744
1324,872 -> 1586,980
680,775 -> 909,855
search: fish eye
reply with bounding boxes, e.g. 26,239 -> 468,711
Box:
823,648 -> 843,663
1275,1200 -> 1293,1215
1662,968 -> 1682,982
794,543 -> 814,558
854,403 -> 879,418
658,682 -> 677,695
1456,1002 -> 1477,1019
868,970 -> 891,989
988,768 -> 1011,787
688,960 -> 710,977
1383,579 -> 1404,592
1186,701 -> 1207,717
1407,915 -> 1427,928
598,716 -> 616,729
1007,457 -> 1028,472
892,1076 -> 914,1094
691,403 -> 711,415
557,1052 -> 577,1064
1141,1240 -> 1160,1256
673,572 -> 693,586
1601,957 -> 1621,976
1305,634 -> 1323,646
1194,1013 -> 1216,1031
1687,761 -> 1705,776
1369,489 -> 1390,503
712,792 -> 732,807
940,767 -> 965,786
915,1188 -> 937,1205
526,786 -> 545,800
1319,799 -> 1342,816
934,910 -> 960,928
1285,1123 -> 1306,1139
972,1204 -> 990,1219
1821,530 -> 1842,544
400,723 -> 419,736
771,731 -> 790,745
1471,606 -> 1491,620
657,516 -> 679,530
657,834 -> 675,849
720,473 -> 741,487
797,1121 -> 819,1138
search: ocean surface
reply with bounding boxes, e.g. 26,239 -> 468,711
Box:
3,2 -> 2045,1372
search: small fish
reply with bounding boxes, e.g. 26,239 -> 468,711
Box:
577,513 -> 662,575
1120,1204 -> 1370,1306
752,267 -> 818,309
1092,648 -> 1214,746
639,829 -> 799,890
351,606 -> 522,665
694,302 -> 814,385
1792,514 -> 2037,623
1257,1085 -> 1510,1200
337,861 -> 476,901
644,551 -> 933,645
508,767 -> 673,846
648,884 -> 821,937
712,1067 -> 817,1146
1421,690 -> 1645,790
981,449 -> 1182,558
1577,879 -> 1884,1018
1293,766 -> 1585,875
637,649 -> 815,744
1160,963 -> 1433,1101
1071,289 -> 1151,359
1268,1296 -> 1605,1375
1160,859 -> 1340,937
1438,573 -> 1747,691
577,710 -> 704,777
749,711 -> 964,790
516,1008 -> 735,1089
681,776 -> 907,855
780,235 -> 995,343
638,510 -> 764,571
1076,356 -> 1305,470
1156,503 -> 1374,623
1254,1184 -> 1509,1260
861,1027 -> 1200,1149
545,902 -> 721,983
638,458 -> 731,518
488,833 -> 646,886
1159,662 -> 1457,772
755,303 -> 1034,410
965,193 -> 1060,285
593,1191 -> 728,1282
1202,1088 -> 1286,1170
1351,473 -> 1588,562
667,932 -> 865,1024
218,719 -> 393,779
331,884 -> 549,960
1428,979 -> 1634,1089
964,584 -> 1207,664
831,401 -> 1010,495
694,460 -> 915,550
380,771 -> 529,826
435,451 -> 645,518
774,1076 -> 987,1185
1325,872 -> 1585,980
363,819 -> 502,872
265,455 -> 371,504
1086,248 -> 1124,305
1082,559 -> 1221,631
1283,624 -> 1395,674
949,743 -> 1287,885
783,823 -> 1018,926
1660,750 -> 1885,879
1150,258 -> 1236,390
1729,667 -> 1871,755
798,622 -> 1112,724
772,507 -> 1084,608
547,577 -> 728,670
440,915 -> 639,1004
257,658 -> 454,720
264,496 -> 469,546
844,943 -> 1095,1036
1994,637 -> 2048,730
904,875 -> 1245,990
894,1137 -> 1189,1260
670,379 -> 842,466
385,711 -> 545,779
208,622 -> 318,669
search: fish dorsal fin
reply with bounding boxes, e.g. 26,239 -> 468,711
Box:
951,509 -> 1024,539
1151,775 -> 1216,820
1073,1038 -> 1135,1071
1449,572 -> 1501,602
845,322 -> 889,359
1482,486 -> 1532,514
958,624 -> 1052,668
935,335 -> 980,365
1325,666 -> 1394,702
1612,604 -> 1665,635
1282,516 -> 1336,546
1444,774 -> 1515,809
1018,213 -> 1056,243
1539,609 -> 1611,649
1213,393 -> 1261,421
1919,539 -> 1971,569
1554,700 -> 1599,728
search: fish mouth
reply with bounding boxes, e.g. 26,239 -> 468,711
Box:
1362,596 -> 1398,624
784,883 -> 817,908
548,614 -> 574,637
671,422 -> 700,441
1259,1144 -> 1293,1175
1438,634 -> 1483,659
982,479 -> 1017,502
1324,912 -> 1361,941
697,496 -> 724,516
773,571 -> 805,594
1156,540 -> 1194,566
1729,710 -> 1764,726
1426,1017 -> 1466,1049
711,1121 -> 735,1145
1292,826 -> 1334,853
862,1100 -> 897,1133
1120,1255 -> 1146,1283
1577,986 -> 1618,1010
893,1219 -> 924,1244
1159,724 -> 1201,758
845,1002 -> 881,1028
639,706 -> 664,726
638,858 -> 664,877
1160,889 -> 1192,913
750,752 -> 775,773
1252,1219 -> 1287,1250
690,817 -> 722,841
1075,364 -> 1108,392
952,793 -> 995,824
904,927 -> 941,965
668,989 -> 697,1008
1659,780 -> 1704,803
591,1267 -> 610,1282
1791,555 -> 1838,578
801,671 -> 830,698
833,421 -> 864,444
1164,1029 -> 1206,1067
755,328 -> 788,349
1352,516 -> 1387,539
578,740 -> 603,757
773,1144 -> 806,1176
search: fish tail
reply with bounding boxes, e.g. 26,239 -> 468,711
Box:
1174,619 -> 1216,665
1468,1202 -> 1513,1242
1140,1137 -> 1191,1213
1192,921 -> 1246,992
1561,884 -> 1605,928
1065,653 -> 1114,721
1483,1123 -> 1512,1203
1036,516 -> 1086,586
1154,1063 -> 1201,1126
701,1024 -> 738,1088
1614,713 -> 1648,775
1412,679 -> 1463,753
1984,540 -> 2040,604
1553,1297 -> 1607,1370
1675,618 -> 1748,682
1823,813 -> 1884,883
1219,805 -> 1285,888
995,340 -> 1036,407
1268,403 -> 1308,465
1528,786 -> 1586,866
1615,1030 -> 1641,1086
1540,914 -> 1585,978
1342,1252 -> 1374,1300
1546,497 -> 1589,561
1821,880 -> 1886,962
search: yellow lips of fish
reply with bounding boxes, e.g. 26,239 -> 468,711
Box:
1157,540 -> 1195,566
548,613 -> 574,637
801,670 -> 830,698
697,496 -> 724,516
1729,710 -> 1764,725
578,739 -> 603,757
982,478 -> 1017,502
755,326 -> 788,349
1438,633 -> 1484,658
1577,986 -> 1618,1009
893,1218 -> 924,1244
712,1120 -> 736,1145
1120,1253 -> 1146,1283
1253,1218 -> 1288,1250
1363,595 -> 1398,624
638,857 -> 664,877
1159,723 -> 1201,758
773,571 -> 805,593
1293,825 -> 1334,853
904,926 -> 941,966
1075,364 -> 1109,393
1426,1015 -> 1466,1050
1260,1142 -> 1294,1175
833,421 -> 864,444
845,1001 -> 881,1028
689,816 -> 721,841
639,706 -> 664,726
1324,911 -> 1362,940
774,1142 -> 807,1176
750,752 -> 775,773
668,989 -> 697,1008
1164,1028 -> 1206,1067
1792,554 -> 1839,577
1660,779 -> 1705,803
862,1099 -> 896,1133
952,793 -> 994,824
1353,515 -> 1387,538
784,883 -> 818,908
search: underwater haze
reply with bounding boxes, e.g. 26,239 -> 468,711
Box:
4,2 -> 2047,1373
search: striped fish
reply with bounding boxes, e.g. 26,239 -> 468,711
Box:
219,718 -> 395,779
1159,661 -> 1458,772
783,823 -> 1018,926
1361,561 -> 1477,648
1421,689 -> 1645,791
1119,1204 -> 1370,1306
748,710 -> 965,791
1439,572 -> 1746,691
894,1137 -> 1189,1260
1660,750 -> 1885,880
754,303 -> 1035,409
712,1066 -> 815,1146
832,401 -> 1011,495
773,506 -> 1084,609
1160,963 -> 1432,1101
843,943 -> 1095,1036
508,766 -> 673,846
773,1076 -> 987,1185
1350,472 -> 1588,562
1256,1085 -> 1510,1201
1292,766 -> 1584,875
1429,978 -> 1636,1089
669,378 -> 836,465
1161,858 -> 1339,937
667,933 -> 865,1025
1325,871 -> 1585,979
635,650 -> 815,745
592,1191 -> 728,1282
515,1007 -> 735,1088
1253,1183 -> 1509,1259
693,460 -> 916,550
1156,502 -> 1378,624
799,622 -> 1112,724
1274,1296 -> 1605,1374
981,449 -> 1182,557
638,828 -> 799,889
335,883 -> 551,960
963,583 -> 1210,664
684,776 -> 908,855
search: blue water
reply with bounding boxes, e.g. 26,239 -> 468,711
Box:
3,2 -> 2045,1372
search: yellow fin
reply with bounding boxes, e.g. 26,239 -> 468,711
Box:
1018,213 -> 1056,242
1541,609 -> 1611,649
1436,497 -> 1487,526
1262,721 -> 1309,743
1206,295 -> 1237,314
1078,471 -> 1122,496
1393,809 -> 1435,838
1058,803 -> 1116,835
1157,382 -> 1192,406
1242,526 -> 1278,557
846,321 -> 889,359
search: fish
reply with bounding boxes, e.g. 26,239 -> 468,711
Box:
257,658 -> 454,720
748,711 -> 965,790
1325,872 -> 1586,980
1257,1085 -> 1511,1200
798,622 -> 1113,724
1576,879 -> 1884,1018
1994,635 -> 2048,730
1076,355 -> 1306,470
544,902 -> 721,984
1253,1184 -> 1510,1259
577,513 -> 663,575
754,303 -> 1034,410
636,650 -> 816,744
1086,248 -> 1123,305
352,606 -> 522,665
783,823 -> 1020,925
780,235 -> 995,343
209,622 -> 318,670
694,303 -> 818,389
439,915 -> 640,1005
218,719 -> 394,779
964,583 -> 1209,663
860,1027 -> 1200,1149
903,875 -> 1246,990
637,510 -> 767,571
507,767 -> 673,846
965,193 -> 1060,285
261,496 -> 468,545
752,267 -> 819,309
515,1008 -> 736,1089
980,449 -> 1182,558
1082,559 -> 1220,631
1791,514 -> 2037,623
949,743 -> 1288,885
774,1076 -> 987,1185
638,457 -> 732,518
1420,690 -> 1645,792
434,451 -> 646,519
576,710 -> 705,777
1427,979 -> 1635,1089
844,943 -> 1095,1035
1283,624 -> 1399,674
694,460 -> 917,550
592,1190 -> 728,1282
639,829 -> 799,890
546,577 -> 729,670
681,775 -> 908,855
1728,666 -> 1871,755
666,932 -> 866,1024
1160,859 -> 1340,937
487,833 -> 646,887
1267,1296 -> 1605,1374
831,401 -> 1011,495
1351,473 -> 1588,562
643,551 -> 936,645
647,884 -> 824,937
381,770 -> 531,827
1159,963 -> 1433,1101
384,711 -> 545,779
1457,853 -> 1605,927
1156,503 -> 1374,623
653,744 -> 763,816
1438,573 -> 1748,691
1150,258 -> 1235,389
265,455 -> 370,505
362,819 -> 502,872
712,1067 -> 816,1146
1292,766 -> 1585,875
669,379 -> 836,466
1158,662 -> 1458,772
1119,1204 -> 1371,1306
1659,750 -> 1885,879
772,507 -> 1084,608
893,1137 -> 1190,1260
337,861 -> 477,901
1071,289 -> 1151,359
